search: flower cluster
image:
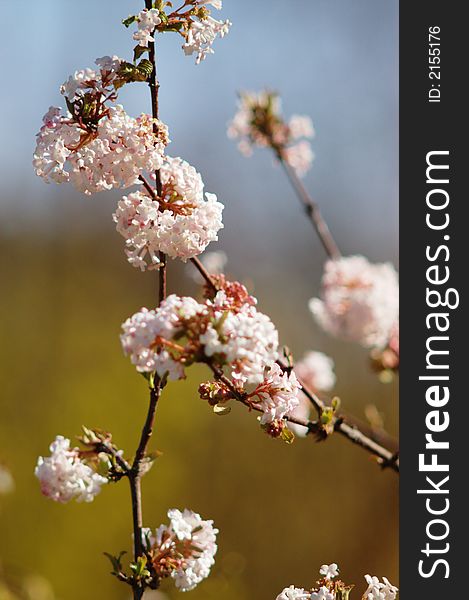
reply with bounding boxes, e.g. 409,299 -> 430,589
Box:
35,436 -> 107,503
228,90 -> 315,177
309,256 -> 399,350
121,283 -> 278,383
126,1 -> 231,64
121,280 -> 301,431
113,156 -> 224,270
276,564 -> 398,600
182,13 -> 231,64
33,57 -> 168,195
132,8 -> 162,47
145,508 -> 218,591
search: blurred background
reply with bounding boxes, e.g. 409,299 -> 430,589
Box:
0,0 -> 398,598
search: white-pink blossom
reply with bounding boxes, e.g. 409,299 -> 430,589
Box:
149,508 -> 218,592
120,296 -> 205,380
34,105 -> 168,195
113,157 -> 223,270
133,8 -> 162,47
309,255 -> 399,348
183,16 -> 231,64
200,299 -> 279,384
35,436 -> 106,503
253,363 -> 301,424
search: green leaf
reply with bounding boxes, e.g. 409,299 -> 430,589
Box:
137,59 -> 153,78
122,15 -> 137,28
134,44 -> 150,62
103,550 -> 126,575
130,555 -> 150,579
281,427 -> 295,444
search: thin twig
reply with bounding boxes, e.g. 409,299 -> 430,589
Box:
190,256 -> 218,292
278,157 -> 341,260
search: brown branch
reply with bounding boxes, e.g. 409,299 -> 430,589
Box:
127,7 -> 168,598
278,156 -> 341,260
190,256 -> 218,292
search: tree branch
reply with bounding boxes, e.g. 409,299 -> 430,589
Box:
278,156 -> 341,260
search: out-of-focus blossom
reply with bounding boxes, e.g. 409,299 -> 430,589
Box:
228,90 -> 315,177
147,508 -> 218,592
0,464 -> 14,495
35,436 -> 106,503
288,352 -> 336,437
295,352 -> 336,393
309,255 -> 399,349
113,157 -> 223,270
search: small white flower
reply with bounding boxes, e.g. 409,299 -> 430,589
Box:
363,575 -> 398,600
320,563 -> 339,580
311,587 -> 334,600
276,586 -> 311,600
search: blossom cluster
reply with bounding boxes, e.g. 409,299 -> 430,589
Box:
132,8 -> 162,47
276,564 -> 398,600
35,436 -> 107,504
228,90 -> 315,177
121,279 -> 300,431
113,156 -> 224,270
309,255 -> 399,351
127,1 -> 231,64
33,57 -> 168,195
145,508 -> 218,591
